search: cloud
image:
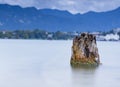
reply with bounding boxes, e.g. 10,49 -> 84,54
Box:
0,0 -> 120,14
0,0 -> 34,7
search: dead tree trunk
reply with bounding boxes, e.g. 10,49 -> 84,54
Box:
71,33 -> 100,67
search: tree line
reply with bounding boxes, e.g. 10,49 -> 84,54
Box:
0,29 -> 74,40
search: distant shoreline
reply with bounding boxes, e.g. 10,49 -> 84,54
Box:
0,38 -> 120,42
0,29 -> 120,41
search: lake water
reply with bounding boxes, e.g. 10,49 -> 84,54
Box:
0,40 -> 120,87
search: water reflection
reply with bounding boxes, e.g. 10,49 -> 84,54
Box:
71,66 -> 98,87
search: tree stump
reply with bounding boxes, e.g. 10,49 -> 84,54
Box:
70,33 -> 100,67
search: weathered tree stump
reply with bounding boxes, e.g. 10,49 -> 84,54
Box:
70,33 -> 100,67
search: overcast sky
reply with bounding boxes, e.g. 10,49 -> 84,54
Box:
0,0 -> 120,14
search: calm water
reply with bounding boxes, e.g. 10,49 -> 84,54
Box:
0,40 -> 120,87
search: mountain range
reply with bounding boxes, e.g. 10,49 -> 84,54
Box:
0,4 -> 120,32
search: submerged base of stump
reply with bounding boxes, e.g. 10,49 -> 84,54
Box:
71,33 -> 100,67
70,58 -> 99,67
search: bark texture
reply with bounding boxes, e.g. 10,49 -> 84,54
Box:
71,33 -> 100,67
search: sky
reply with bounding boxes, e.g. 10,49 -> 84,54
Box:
0,0 -> 120,14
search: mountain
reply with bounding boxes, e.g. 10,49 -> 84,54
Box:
0,4 -> 120,32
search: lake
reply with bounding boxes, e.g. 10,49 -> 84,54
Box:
0,40 -> 120,87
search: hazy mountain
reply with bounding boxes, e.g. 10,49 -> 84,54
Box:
0,4 -> 120,32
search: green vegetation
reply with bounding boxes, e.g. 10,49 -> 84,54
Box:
0,29 -> 120,40
0,29 -> 74,40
